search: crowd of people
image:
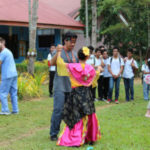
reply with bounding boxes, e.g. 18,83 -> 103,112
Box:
0,31 -> 150,147
47,32 -> 150,147
86,46 -> 138,104
48,37 -> 139,105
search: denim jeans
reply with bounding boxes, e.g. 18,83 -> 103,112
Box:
108,77 -> 121,100
0,77 -> 18,113
143,80 -> 150,100
123,77 -> 134,101
50,90 -> 69,137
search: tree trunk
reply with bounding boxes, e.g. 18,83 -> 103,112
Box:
148,4 -> 150,48
85,0 -> 89,46
28,0 -> 39,75
91,0 -> 97,48
28,0 -> 32,48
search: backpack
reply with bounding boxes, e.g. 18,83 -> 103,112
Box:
110,57 -> 121,65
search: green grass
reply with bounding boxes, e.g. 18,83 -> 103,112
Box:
0,79 -> 150,150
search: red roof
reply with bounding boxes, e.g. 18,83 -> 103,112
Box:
42,0 -> 81,17
0,0 -> 84,30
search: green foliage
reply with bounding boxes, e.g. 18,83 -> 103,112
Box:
18,72 -> 48,100
80,0 -> 92,36
16,60 -> 48,74
80,0 -> 150,56
16,60 -> 49,100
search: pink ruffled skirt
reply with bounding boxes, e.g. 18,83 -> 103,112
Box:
57,113 -> 101,147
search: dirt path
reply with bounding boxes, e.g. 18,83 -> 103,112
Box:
0,126 -> 49,147
96,103 -> 116,111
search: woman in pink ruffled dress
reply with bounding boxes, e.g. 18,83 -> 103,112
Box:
56,46 -> 102,147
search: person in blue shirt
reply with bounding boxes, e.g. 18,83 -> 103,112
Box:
0,37 -> 18,115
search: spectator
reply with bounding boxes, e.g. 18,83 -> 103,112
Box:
141,59 -> 150,101
107,47 -> 124,104
0,37 -> 18,115
94,48 -> 104,101
86,45 -> 95,66
123,48 -> 138,101
99,45 -> 105,52
48,44 -> 56,97
102,50 -> 111,101
86,46 -> 95,100
145,47 -> 150,118
145,101 -> 150,118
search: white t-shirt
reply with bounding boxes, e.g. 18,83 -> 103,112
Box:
94,57 -> 103,76
141,64 -> 150,78
86,55 -> 94,65
47,53 -> 56,71
103,58 -> 111,77
108,57 -> 124,76
123,58 -> 138,79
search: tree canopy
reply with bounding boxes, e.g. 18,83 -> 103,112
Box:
80,0 -> 150,56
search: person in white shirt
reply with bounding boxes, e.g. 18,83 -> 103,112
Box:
144,58 -> 150,118
141,59 -> 150,101
94,48 -> 104,101
107,47 -> 124,104
123,48 -> 138,101
86,46 -> 96,100
102,50 -> 111,101
47,44 -> 56,97
86,46 -> 95,66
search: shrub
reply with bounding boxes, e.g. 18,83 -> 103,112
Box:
16,60 -> 48,74
18,72 -> 48,100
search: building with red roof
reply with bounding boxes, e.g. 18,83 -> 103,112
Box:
0,0 -> 84,62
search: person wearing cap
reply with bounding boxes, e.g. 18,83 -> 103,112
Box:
49,32 -> 78,141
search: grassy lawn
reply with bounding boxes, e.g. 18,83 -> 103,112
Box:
0,79 -> 150,150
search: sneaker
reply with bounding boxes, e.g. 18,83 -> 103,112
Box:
0,112 -> 11,115
145,114 -> 150,118
102,98 -> 107,102
106,99 -> 111,103
50,135 -> 58,141
115,100 -> 119,104
50,94 -> 53,98
11,112 -> 19,115
94,98 -> 99,102
98,97 -> 103,101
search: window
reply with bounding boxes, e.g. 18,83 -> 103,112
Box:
38,29 -> 55,48
38,35 -> 55,48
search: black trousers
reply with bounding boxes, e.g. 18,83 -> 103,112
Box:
49,71 -> 55,95
103,77 -> 110,99
98,76 -> 104,99
90,86 -> 96,100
